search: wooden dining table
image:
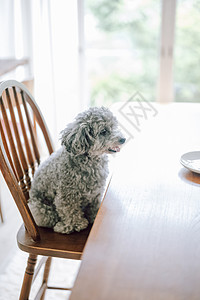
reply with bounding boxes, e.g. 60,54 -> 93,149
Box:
70,103 -> 200,300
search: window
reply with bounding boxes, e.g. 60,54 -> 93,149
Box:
82,0 -> 200,106
85,0 -> 161,106
174,0 -> 200,102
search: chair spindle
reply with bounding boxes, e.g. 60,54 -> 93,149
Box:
0,118 -> 18,179
13,87 -> 35,178
6,88 -> 32,192
21,91 -> 40,166
0,93 -> 29,200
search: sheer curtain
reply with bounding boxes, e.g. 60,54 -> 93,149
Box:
31,0 -> 81,146
0,0 -> 15,58
0,0 -> 81,147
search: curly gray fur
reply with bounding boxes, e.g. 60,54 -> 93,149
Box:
28,107 -> 125,234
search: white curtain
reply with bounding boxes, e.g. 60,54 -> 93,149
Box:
0,0 -> 15,57
0,0 -> 81,147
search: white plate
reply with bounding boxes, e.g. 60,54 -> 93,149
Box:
180,151 -> 200,174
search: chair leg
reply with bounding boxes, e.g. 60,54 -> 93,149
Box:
40,257 -> 52,300
19,254 -> 38,300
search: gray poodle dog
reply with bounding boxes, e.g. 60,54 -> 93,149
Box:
28,107 -> 125,234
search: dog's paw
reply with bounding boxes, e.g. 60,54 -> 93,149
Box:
86,214 -> 96,224
74,218 -> 89,232
53,218 -> 89,234
53,222 -> 74,234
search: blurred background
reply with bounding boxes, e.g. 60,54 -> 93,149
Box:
0,0 -> 200,144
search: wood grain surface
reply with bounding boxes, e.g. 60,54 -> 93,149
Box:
70,103 -> 200,300
17,224 -> 92,260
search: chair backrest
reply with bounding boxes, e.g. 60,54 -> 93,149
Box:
0,80 -> 54,241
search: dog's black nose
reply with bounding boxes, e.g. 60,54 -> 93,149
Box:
119,138 -> 126,144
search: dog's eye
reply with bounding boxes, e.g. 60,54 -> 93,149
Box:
100,129 -> 107,136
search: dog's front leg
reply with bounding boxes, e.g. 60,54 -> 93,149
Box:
84,195 -> 101,224
53,193 -> 89,234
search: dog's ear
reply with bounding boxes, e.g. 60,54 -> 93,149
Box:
61,123 -> 94,155
60,124 -> 75,153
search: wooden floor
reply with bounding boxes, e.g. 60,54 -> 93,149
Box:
0,173 -> 22,273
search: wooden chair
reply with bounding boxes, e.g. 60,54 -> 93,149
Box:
0,80 -> 91,300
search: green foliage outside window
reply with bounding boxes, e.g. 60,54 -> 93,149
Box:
86,0 -> 200,105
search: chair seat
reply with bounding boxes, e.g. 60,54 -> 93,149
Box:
17,224 -> 92,260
